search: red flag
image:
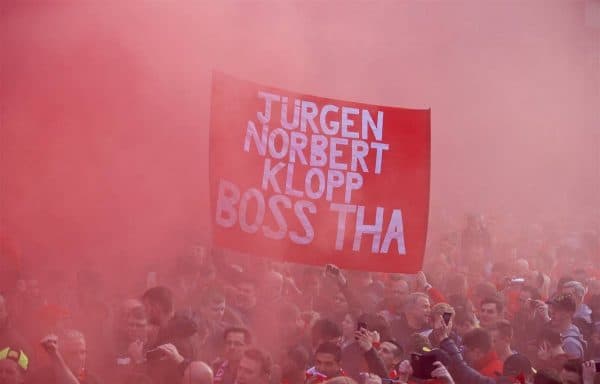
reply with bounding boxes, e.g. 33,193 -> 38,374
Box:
209,72 -> 430,273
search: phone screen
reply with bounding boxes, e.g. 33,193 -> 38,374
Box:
442,312 -> 452,326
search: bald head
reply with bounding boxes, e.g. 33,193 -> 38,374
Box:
182,361 -> 213,384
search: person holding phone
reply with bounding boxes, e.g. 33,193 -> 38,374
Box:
428,304 -> 456,348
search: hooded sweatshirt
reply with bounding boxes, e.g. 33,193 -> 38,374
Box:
561,324 -> 587,359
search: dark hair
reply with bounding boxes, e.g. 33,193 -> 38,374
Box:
381,339 -> 404,358
224,326 -> 252,345
463,328 -> 492,353
243,348 -> 272,375
557,276 -> 575,290
315,342 -> 342,362
491,320 -> 513,340
503,353 -> 533,377
311,319 -> 342,346
481,296 -> 504,314
533,369 -> 562,384
537,327 -> 562,347
141,286 -> 173,314
549,294 -> 577,314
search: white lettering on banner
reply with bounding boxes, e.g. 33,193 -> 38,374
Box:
215,178 -> 316,243
257,91 -> 280,124
263,194 -> 291,240
217,88 -> 412,256
330,203 -> 357,250
329,203 -> 407,254
239,188 -> 265,233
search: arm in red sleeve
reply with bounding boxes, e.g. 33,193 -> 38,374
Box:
427,286 -> 446,304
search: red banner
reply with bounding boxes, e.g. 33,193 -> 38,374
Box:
209,72 -> 430,273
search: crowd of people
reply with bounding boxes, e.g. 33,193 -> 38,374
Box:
1,214 -> 599,384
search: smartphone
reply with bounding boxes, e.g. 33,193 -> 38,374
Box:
357,321 -> 368,331
595,361 -> 600,372
510,277 -> 525,285
145,348 -> 165,361
410,353 -> 437,379
326,264 -> 339,276
442,312 -> 452,326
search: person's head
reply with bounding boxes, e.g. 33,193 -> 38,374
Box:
332,291 -> 349,314
548,295 -> 577,328
236,348 -> 271,384
453,310 -> 477,337
560,359 -> 583,384
377,340 -> 403,371
341,313 -> 356,339
235,278 -> 258,311
141,286 -> 174,326
561,281 -> 586,306
60,330 -> 87,376
536,327 -> 564,360
311,319 -> 342,349
314,342 -> 342,378
472,282 -> 498,309
404,293 -> 431,327
125,304 -> 148,343
431,303 -> 455,331
479,296 -> 504,329
518,286 -> 542,312
463,328 -> 493,366
533,370 -> 562,384
0,358 -> 23,384
384,278 -> 409,309
281,346 -> 309,378
199,285 -> 226,322
503,354 -> 534,384
223,327 -> 252,362
490,320 -> 513,354
181,361 -> 213,384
